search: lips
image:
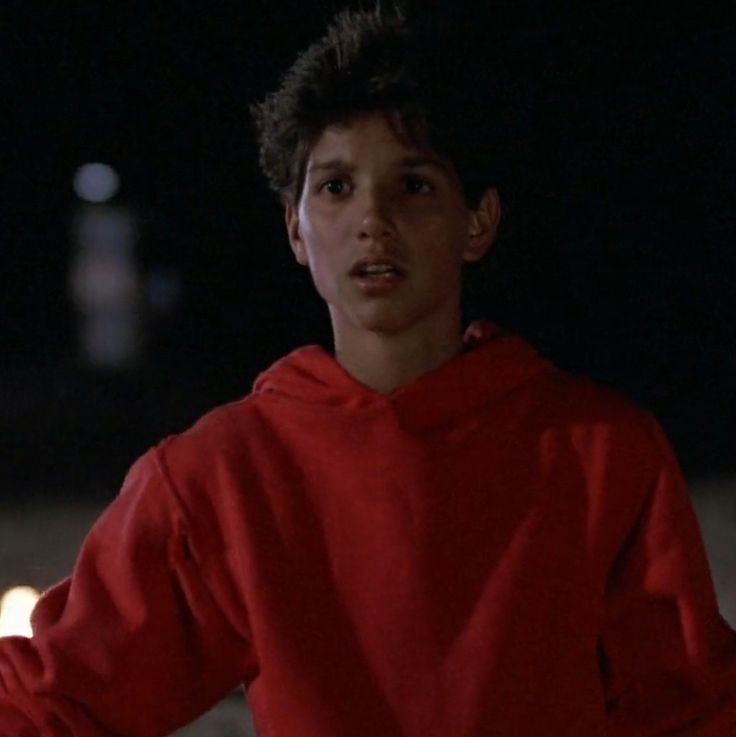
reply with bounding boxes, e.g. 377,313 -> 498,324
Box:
348,256 -> 408,296
348,257 -> 407,278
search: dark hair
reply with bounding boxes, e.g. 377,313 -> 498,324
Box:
251,4 -> 501,207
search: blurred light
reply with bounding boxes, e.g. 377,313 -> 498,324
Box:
73,163 -> 120,203
0,586 -> 41,637
69,205 -> 141,368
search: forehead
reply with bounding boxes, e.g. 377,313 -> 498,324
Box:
308,111 -> 432,164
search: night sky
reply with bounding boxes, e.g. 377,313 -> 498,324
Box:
3,1 -> 735,498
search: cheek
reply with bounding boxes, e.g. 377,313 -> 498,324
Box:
413,199 -> 467,237
298,228 -> 344,294
420,217 -> 468,262
300,207 -> 347,255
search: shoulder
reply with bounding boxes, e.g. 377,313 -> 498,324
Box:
526,368 -> 673,477
151,393 -> 267,485
531,368 -> 656,434
123,394 -> 266,554
162,395 -> 254,454
475,325 -> 655,438
527,371 -> 685,559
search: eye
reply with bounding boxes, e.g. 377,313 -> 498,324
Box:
319,178 -> 350,196
404,176 -> 433,194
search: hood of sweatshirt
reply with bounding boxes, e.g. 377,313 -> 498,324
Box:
252,321 -> 555,432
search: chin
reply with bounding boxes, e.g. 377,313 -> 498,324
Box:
344,302 -> 440,338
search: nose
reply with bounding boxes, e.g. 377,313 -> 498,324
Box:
358,187 -> 395,241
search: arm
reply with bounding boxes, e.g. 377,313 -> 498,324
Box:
601,418 -> 736,736
0,448 -> 256,737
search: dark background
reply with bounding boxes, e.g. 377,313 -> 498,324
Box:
3,1 -> 735,500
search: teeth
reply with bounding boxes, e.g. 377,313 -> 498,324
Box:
361,264 -> 397,275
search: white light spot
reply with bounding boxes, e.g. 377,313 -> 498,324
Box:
73,163 -> 121,203
0,586 -> 41,637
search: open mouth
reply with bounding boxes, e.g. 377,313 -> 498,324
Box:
349,261 -> 407,293
349,258 -> 407,279
354,264 -> 404,279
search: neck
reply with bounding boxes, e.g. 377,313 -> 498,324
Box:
332,312 -> 465,395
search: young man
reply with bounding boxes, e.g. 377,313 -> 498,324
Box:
2,6 -> 736,736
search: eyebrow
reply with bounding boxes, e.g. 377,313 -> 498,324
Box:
307,155 -> 451,176
307,159 -> 355,174
395,155 -> 451,173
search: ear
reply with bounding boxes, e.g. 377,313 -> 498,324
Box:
285,199 -> 309,266
463,188 -> 501,263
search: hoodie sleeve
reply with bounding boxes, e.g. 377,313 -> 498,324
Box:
0,448 -> 256,737
600,418 -> 736,736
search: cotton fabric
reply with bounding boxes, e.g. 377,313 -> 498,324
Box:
1,322 -> 735,736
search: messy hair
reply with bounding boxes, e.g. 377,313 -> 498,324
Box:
251,4 -> 501,206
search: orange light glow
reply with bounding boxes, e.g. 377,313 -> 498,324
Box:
0,586 -> 41,637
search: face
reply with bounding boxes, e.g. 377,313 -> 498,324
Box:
285,112 -> 500,340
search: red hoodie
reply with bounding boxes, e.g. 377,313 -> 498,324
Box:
1,322 -> 735,736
